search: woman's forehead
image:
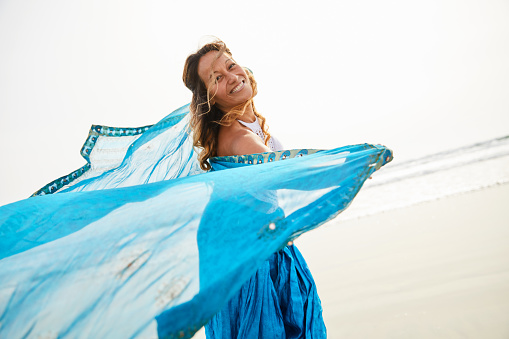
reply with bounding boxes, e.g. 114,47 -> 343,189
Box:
198,51 -> 232,82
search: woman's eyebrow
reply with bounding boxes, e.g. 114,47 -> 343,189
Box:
209,69 -> 221,80
208,59 -> 232,79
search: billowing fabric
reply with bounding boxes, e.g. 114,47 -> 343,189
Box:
31,103 -> 202,196
0,104 -> 392,339
207,116 -> 325,338
205,245 -> 326,338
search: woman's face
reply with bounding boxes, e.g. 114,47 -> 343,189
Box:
197,51 -> 253,112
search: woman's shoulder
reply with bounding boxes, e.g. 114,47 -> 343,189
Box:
217,123 -> 270,157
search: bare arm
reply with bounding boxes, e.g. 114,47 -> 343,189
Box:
218,126 -> 271,156
231,131 -> 271,155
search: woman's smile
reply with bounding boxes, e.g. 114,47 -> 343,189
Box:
230,80 -> 245,94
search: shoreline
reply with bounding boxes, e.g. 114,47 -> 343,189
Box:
340,180 -> 509,222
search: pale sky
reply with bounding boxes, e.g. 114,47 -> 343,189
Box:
1,0 -> 508,206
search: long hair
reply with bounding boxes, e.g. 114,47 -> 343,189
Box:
182,40 -> 271,171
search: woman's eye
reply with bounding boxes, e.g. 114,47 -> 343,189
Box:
228,63 -> 236,69
216,75 -> 222,81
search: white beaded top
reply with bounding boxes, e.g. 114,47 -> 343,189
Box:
237,117 -> 284,152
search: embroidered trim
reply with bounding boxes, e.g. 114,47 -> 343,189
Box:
31,125 -> 152,197
31,104 -> 192,197
211,149 -> 321,165
80,125 -> 153,162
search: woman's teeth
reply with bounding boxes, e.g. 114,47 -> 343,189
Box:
231,81 -> 244,94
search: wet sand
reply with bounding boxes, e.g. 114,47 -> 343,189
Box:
297,183 -> 509,338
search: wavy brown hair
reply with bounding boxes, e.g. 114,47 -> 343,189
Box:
182,40 -> 271,171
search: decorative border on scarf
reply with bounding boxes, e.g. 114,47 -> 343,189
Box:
30,163 -> 91,196
80,125 -> 153,162
211,149 -> 321,165
31,125 -> 152,197
31,104 -> 193,197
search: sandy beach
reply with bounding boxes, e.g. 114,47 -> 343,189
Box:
194,183 -> 509,338
298,183 -> 509,338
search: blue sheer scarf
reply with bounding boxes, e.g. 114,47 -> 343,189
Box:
0,105 -> 392,338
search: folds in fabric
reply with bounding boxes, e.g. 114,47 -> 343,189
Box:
0,104 -> 392,339
205,245 -> 326,339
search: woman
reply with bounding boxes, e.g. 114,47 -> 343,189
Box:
183,40 -> 276,169
183,40 -> 327,338
0,39 -> 391,339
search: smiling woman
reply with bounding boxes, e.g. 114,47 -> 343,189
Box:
0,35 -> 392,339
182,40 -> 280,171
182,39 -> 327,338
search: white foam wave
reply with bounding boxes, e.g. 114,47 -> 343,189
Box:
336,136 -> 509,220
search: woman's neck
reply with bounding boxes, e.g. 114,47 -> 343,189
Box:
237,103 -> 256,123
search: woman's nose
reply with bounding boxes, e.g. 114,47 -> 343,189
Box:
226,73 -> 238,84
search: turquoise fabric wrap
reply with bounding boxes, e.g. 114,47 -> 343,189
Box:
0,104 -> 392,338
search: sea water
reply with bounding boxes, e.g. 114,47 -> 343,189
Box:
338,135 -> 509,220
